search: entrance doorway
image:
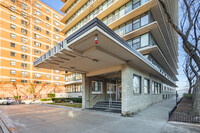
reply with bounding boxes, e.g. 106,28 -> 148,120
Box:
106,77 -> 121,102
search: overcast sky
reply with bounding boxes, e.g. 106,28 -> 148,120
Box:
40,0 -> 188,93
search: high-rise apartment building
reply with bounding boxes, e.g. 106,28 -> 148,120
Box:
0,0 -> 65,85
34,0 -> 179,114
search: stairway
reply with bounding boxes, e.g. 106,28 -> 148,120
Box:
92,101 -> 121,113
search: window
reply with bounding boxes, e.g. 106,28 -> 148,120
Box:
34,73 -> 42,78
10,6 -> 16,12
10,15 -> 16,21
10,61 -> 16,66
133,0 -> 140,9
10,52 -> 16,57
54,75 -> 60,80
46,74 -> 50,79
133,75 -> 141,94
10,24 -> 16,30
126,1 -> 132,14
34,81 -> 42,84
46,8 -> 50,13
21,3 -> 28,10
10,33 -> 16,39
125,20 -> 132,33
144,78 -> 150,94
46,31 -> 49,35
21,63 -> 27,68
21,29 -> 27,35
119,6 -> 125,17
140,33 -> 149,47
55,70 -> 60,73
54,13 -> 60,19
21,80 -> 28,83
141,12 -> 149,26
54,28 -> 60,33
46,23 -> 50,28
46,16 -> 49,21
133,16 -> 140,30
21,45 -> 28,51
10,70 -> 16,75
33,49 -> 41,55
119,24 -> 125,36
54,41 -> 58,45
35,2 -> 42,9
54,35 -> 60,40
34,18 -> 42,24
34,25 -> 41,32
21,54 -> 28,60
21,20 -> 28,26
11,0 -> 15,3
21,11 -> 28,18
34,10 -> 41,16
132,37 -> 140,49
10,42 -> 15,48
46,45 -> 49,49
34,34 -> 41,39
21,71 -> 28,77
46,82 -> 50,85
46,38 -> 49,42
34,42 -> 41,47
54,21 -> 60,26
92,81 -> 102,92
10,79 -> 16,83
21,37 -> 28,43
54,82 -> 60,85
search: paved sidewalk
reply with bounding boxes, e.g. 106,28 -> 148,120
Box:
1,97 -> 198,133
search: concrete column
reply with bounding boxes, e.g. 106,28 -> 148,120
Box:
103,79 -> 107,100
121,65 -> 132,116
82,74 -> 90,109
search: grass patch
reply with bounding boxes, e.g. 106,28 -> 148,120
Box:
48,103 -> 82,108
40,98 -> 52,101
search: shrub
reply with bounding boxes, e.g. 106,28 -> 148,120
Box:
47,93 -> 55,99
40,98 -> 52,101
183,93 -> 192,99
52,98 -> 82,103
14,96 -> 21,99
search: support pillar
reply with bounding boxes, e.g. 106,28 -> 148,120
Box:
82,73 -> 90,109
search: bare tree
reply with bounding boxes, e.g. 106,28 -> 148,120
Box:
158,0 -> 200,114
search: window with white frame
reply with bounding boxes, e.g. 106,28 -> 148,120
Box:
10,6 -> 16,12
46,45 -> 49,49
21,20 -> 28,26
21,11 -> 28,18
21,45 -> 28,51
33,49 -> 41,55
46,74 -> 50,79
21,71 -> 28,77
54,75 -> 60,80
55,70 -> 60,73
46,23 -> 50,28
21,28 -> 27,35
133,75 -> 141,94
21,63 -> 27,68
34,10 -> 41,16
10,42 -> 15,48
10,24 -> 16,30
46,38 -> 49,42
34,18 -> 42,24
10,15 -> 16,21
54,27 -> 60,33
10,79 -> 16,82
54,13 -> 60,19
10,33 -> 16,39
34,33 -> 41,39
21,54 -> 28,60
46,16 -> 49,21
21,37 -> 28,43
54,20 -> 60,26
54,41 -> 58,45
34,25 -> 41,32
92,81 -> 102,92
34,73 -> 42,78
10,52 -> 16,57
10,60 -> 16,66
34,2 -> 42,9
46,8 -> 50,13
34,41 -> 41,47
10,70 -> 16,75
46,31 -> 49,35
54,82 -> 60,85
21,80 -> 28,83
21,3 -> 28,10
54,35 -> 60,40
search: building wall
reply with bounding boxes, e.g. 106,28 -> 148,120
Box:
122,65 -> 170,115
0,0 -> 65,88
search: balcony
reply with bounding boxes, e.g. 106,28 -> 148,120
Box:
60,0 -> 76,13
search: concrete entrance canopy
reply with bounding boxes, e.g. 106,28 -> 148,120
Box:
33,18 -> 176,87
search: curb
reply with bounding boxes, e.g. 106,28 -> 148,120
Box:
42,104 -> 82,111
0,118 -> 10,133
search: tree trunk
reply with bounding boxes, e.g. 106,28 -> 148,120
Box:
192,78 -> 200,115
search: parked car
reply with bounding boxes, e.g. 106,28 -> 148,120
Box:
0,98 -> 11,105
5,97 -> 16,103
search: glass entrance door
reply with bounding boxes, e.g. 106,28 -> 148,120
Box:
106,78 -> 121,101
